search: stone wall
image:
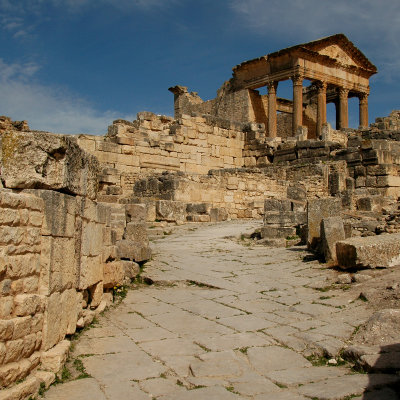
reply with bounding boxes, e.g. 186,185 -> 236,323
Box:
131,163 -> 329,222
0,129 -> 151,399
77,112 -> 247,199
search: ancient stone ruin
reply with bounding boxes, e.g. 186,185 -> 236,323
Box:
1,33 -> 400,399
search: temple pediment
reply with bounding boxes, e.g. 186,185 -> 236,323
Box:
317,44 -> 359,67
302,34 -> 377,73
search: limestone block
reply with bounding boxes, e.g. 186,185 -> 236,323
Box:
81,221 -> 103,257
0,320 -> 14,341
353,309 -> 400,347
41,290 -> 78,350
156,200 -> 186,222
264,199 -> 292,212
0,376 -> 40,399
321,217 -> 345,264
186,203 -> 211,215
209,208 -> 228,222
336,233 -> 400,270
89,281 -> 103,309
0,131 -> 99,199
40,236 -> 77,295
103,261 -> 126,289
260,226 -> 296,239
124,222 -> 149,247
14,294 -> 43,317
12,316 -> 31,340
264,212 -> 306,227
116,240 -> 152,263
40,340 -> 70,374
79,255 -> 103,290
27,190 -> 76,238
307,198 -> 342,249
187,215 -> 211,222
0,297 -> 13,318
125,203 -> 147,223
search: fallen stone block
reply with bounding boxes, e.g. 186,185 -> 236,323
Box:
40,340 -> 70,374
307,198 -> 342,249
156,200 -> 186,222
209,208 -> 228,222
336,233 -> 400,270
264,212 -> 306,226
260,226 -> 296,239
321,216 -> 345,264
264,198 -> 292,212
116,240 -> 152,263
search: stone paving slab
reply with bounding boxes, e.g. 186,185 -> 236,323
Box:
43,221 -> 397,400
44,378 -> 107,400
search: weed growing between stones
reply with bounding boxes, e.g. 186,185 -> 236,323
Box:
112,284 -> 128,301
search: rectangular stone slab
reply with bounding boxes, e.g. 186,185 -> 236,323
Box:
336,233 -> 400,269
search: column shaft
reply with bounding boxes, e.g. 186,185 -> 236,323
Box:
359,93 -> 369,128
292,75 -> 303,135
316,81 -> 327,136
338,88 -> 349,129
267,82 -> 278,138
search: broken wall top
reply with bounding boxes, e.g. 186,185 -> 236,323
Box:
0,130 -> 100,199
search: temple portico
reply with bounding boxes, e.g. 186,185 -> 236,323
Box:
232,34 -> 377,137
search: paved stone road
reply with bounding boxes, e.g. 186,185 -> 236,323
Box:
44,221 -> 400,399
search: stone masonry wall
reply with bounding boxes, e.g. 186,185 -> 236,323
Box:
0,129 -> 151,399
77,112 -> 247,200
0,191 -> 44,393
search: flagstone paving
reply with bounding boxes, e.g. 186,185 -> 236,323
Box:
44,220 -> 400,399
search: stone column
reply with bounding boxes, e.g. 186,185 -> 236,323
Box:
359,93 -> 369,128
316,81 -> 327,136
338,88 -> 349,130
292,75 -> 303,135
267,81 -> 278,138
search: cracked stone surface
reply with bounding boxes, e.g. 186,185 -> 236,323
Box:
43,220 -> 400,399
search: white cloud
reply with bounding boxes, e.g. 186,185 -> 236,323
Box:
0,59 -> 134,134
229,0 -> 400,80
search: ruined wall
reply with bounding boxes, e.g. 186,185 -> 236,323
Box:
0,129 -> 150,399
131,163 -> 329,222
77,112 -> 247,200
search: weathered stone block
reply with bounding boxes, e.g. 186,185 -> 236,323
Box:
79,255 -> 103,290
0,376 -> 40,399
116,240 -> 151,263
264,212 -> 306,227
336,233 -> 400,270
81,221 -> 103,257
27,190 -> 76,238
260,226 -> 296,239
41,290 -> 78,350
186,203 -> 211,215
156,200 -> 186,222
40,236 -> 77,295
125,203 -> 147,223
209,208 -> 228,222
307,198 -> 342,249
0,131 -> 99,199
103,261 -> 126,288
264,198 -> 292,212
40,340 -> 70,374
320,216 -> 345,264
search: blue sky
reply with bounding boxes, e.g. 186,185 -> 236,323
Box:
0,0 -> 399,134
